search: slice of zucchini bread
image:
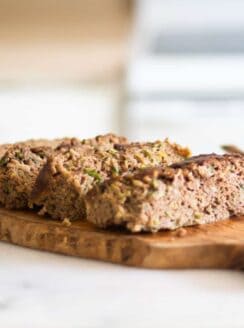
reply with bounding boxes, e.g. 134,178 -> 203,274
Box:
31,139 -> 190,220
85,154 -> 244,232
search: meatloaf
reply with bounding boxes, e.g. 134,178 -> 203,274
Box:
0,133 -> 127,210
31,139 -> 190,220
85,154 -> 244,232
0,138 -> 69,209
0,134 -> 127,159
0,139 -> 63,159
81,133 -> 128,147
0,145 -> 53,209
55,133 -> 128,150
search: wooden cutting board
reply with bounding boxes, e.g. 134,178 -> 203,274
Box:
0,207 -> 243,269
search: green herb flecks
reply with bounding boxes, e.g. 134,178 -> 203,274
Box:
112,165 -> 120,176
0,157 -> 9,167
84,168 -> 102,182
15,151 -> 24,160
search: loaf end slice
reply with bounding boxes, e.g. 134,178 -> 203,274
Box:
0,138 -> 79,209
85,154 -> 244,232
0,145 -> 53,209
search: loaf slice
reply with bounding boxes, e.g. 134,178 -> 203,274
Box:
0,145 -> 53,209
85,154 -> 244,232
31,139 -> 190,220
0,134 -> 127,210
0,138 -> 74,209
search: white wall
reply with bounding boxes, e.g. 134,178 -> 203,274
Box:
0,85 -> 120,143
125,100 -> 244,154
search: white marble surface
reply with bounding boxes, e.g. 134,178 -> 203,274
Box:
0,242 -> 243,328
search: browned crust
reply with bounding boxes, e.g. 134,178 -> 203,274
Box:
136,153 -> 243,179
89,154 -> 233,192
31,159 -> 53,201
170,153 -> 238,168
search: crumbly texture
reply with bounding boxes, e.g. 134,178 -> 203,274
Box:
0,134 -> 127,159
0,144 -> 11,159
85,154 -> 244,232
0,138 -> 72,158
81,133 -> 128,147
0,145 -> 53,209
55,134 -> 128,151
0,138 -> 74,209
0,134 -> 127,210
0,139 -> 62,159
32,139 -> 190,220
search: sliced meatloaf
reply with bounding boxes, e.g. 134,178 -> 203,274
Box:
85,154 -> 244,232
0,145 -> 53,209
31,139 -> 190,220
0,138 -> 74,209
0,134 -> 127,210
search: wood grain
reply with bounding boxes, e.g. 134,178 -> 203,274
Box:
0,208 -> 244,269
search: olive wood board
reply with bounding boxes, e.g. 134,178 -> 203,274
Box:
0,207 -> 243,269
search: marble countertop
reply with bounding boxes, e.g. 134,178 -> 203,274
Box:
0,242 -> 243,328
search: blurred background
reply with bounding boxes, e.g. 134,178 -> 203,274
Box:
0,0 -> 244,154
